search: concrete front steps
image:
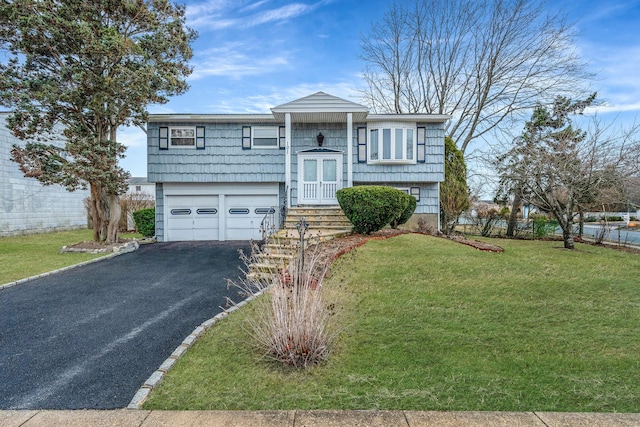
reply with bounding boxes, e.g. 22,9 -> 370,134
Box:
247,207 -> 352,282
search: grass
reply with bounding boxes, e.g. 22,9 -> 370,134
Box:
0,229 -> 140,284
143,234 -> 640,412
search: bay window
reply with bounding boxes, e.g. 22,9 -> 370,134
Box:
368,124 -> 416,163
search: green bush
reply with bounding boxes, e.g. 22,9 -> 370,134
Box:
336,186 -> 407,234
390,192 -> 417,229
133,208 -> 155,237
531,214 -> 556,238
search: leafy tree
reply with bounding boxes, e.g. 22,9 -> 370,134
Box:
361,0 -> 591,154
1,0 -> 196,243
440,136 -> 469,234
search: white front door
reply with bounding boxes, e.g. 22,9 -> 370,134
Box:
298,153 -> 342,205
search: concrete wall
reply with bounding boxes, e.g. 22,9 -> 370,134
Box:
0,113 -> 89,237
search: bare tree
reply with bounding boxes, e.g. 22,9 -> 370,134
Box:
361,0 -> 592,153
496,95 -> 640,249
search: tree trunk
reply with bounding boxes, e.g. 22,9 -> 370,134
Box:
562,225 -> 575,249
89,182 -> 121,244
506,188 -> 522,237
560,213 -> 575,249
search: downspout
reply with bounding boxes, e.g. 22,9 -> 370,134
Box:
347,112 -> 353,188
285,112 -> 292,208
437,181 -> 441,232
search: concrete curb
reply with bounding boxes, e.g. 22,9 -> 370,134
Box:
0,241 -> 139,291
127,288 -> 269,409
2,409 -> 640,426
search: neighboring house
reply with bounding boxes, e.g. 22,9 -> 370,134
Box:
148,92 -> 448,241
122,177 -> 156,231
126,177 -> 156,198
0,112 -> 89,237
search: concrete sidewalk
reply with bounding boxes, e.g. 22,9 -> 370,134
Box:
2,410 -> 640,426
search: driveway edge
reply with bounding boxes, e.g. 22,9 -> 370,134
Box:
0,241 -> 139,291
127,288 -> 269,409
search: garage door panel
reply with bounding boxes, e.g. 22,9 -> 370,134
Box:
167,195 -> 219,241
226,195 -> 278,241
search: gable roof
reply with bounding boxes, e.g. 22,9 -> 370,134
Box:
271,91 -> 369,123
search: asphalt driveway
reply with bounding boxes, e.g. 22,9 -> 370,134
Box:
0,240 -> 251,410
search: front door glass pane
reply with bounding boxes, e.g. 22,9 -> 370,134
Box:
304,159 -> 317,181
323,159 -> 337,181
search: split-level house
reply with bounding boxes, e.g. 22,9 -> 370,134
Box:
147,92 -> 448,241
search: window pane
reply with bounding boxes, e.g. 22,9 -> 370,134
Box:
253,127 -> 278,147
254,127 -> 276,138
323,159 -> 337,182
171,138 -> 195,146
170,128 -> 195,146
171,128 -> 195,138
395,129 -> 403,159
253,138 -> 278,147
304,159 -> 317,181
406,129 -> 413,160
383,129 -> 391,159
370,129 -> 378,160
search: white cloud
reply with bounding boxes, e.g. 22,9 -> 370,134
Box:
117,125 -> 147,148
202,79 -> 365,114
189,42 -> 290,80
186,1 -> 322,31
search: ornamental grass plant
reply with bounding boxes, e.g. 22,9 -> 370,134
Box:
227,239 -> 339,368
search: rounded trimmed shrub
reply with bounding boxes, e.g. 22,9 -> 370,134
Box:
133,207 -> 155,237
390,192 -> 417,229
336,186 -> 407,234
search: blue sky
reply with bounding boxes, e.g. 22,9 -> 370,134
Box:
119,0 -> 640,178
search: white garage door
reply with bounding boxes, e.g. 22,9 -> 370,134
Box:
166,195 -> 219,241
226,195 -> 278,240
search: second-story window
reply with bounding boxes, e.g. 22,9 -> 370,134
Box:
368,124 -> 416,164
170,127 -> 196,147
252,127 -> 278,148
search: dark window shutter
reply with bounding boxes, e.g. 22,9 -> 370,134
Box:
357,126 -> 367,163
196,126 -> 205,149
279,126 -> 286,149
159,127 -> 168,150
417,127 -> 426,163
242,126 -> 251,149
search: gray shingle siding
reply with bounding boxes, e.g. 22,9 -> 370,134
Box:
148,122 -> 285,183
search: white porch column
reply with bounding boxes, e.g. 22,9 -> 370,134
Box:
285,112 -> 292,208
346,112 -> 353,188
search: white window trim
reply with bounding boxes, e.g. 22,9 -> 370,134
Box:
169,126 -> 197,149
252,126 -> 279,149
368,123 -> 417,164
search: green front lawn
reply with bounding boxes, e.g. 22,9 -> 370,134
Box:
143,234 -> 640,412
0,229 -> 139,284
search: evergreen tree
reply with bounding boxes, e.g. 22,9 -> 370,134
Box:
1,0 -> 197,243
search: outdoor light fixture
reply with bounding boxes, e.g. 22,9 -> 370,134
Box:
316,132 -> 324,147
